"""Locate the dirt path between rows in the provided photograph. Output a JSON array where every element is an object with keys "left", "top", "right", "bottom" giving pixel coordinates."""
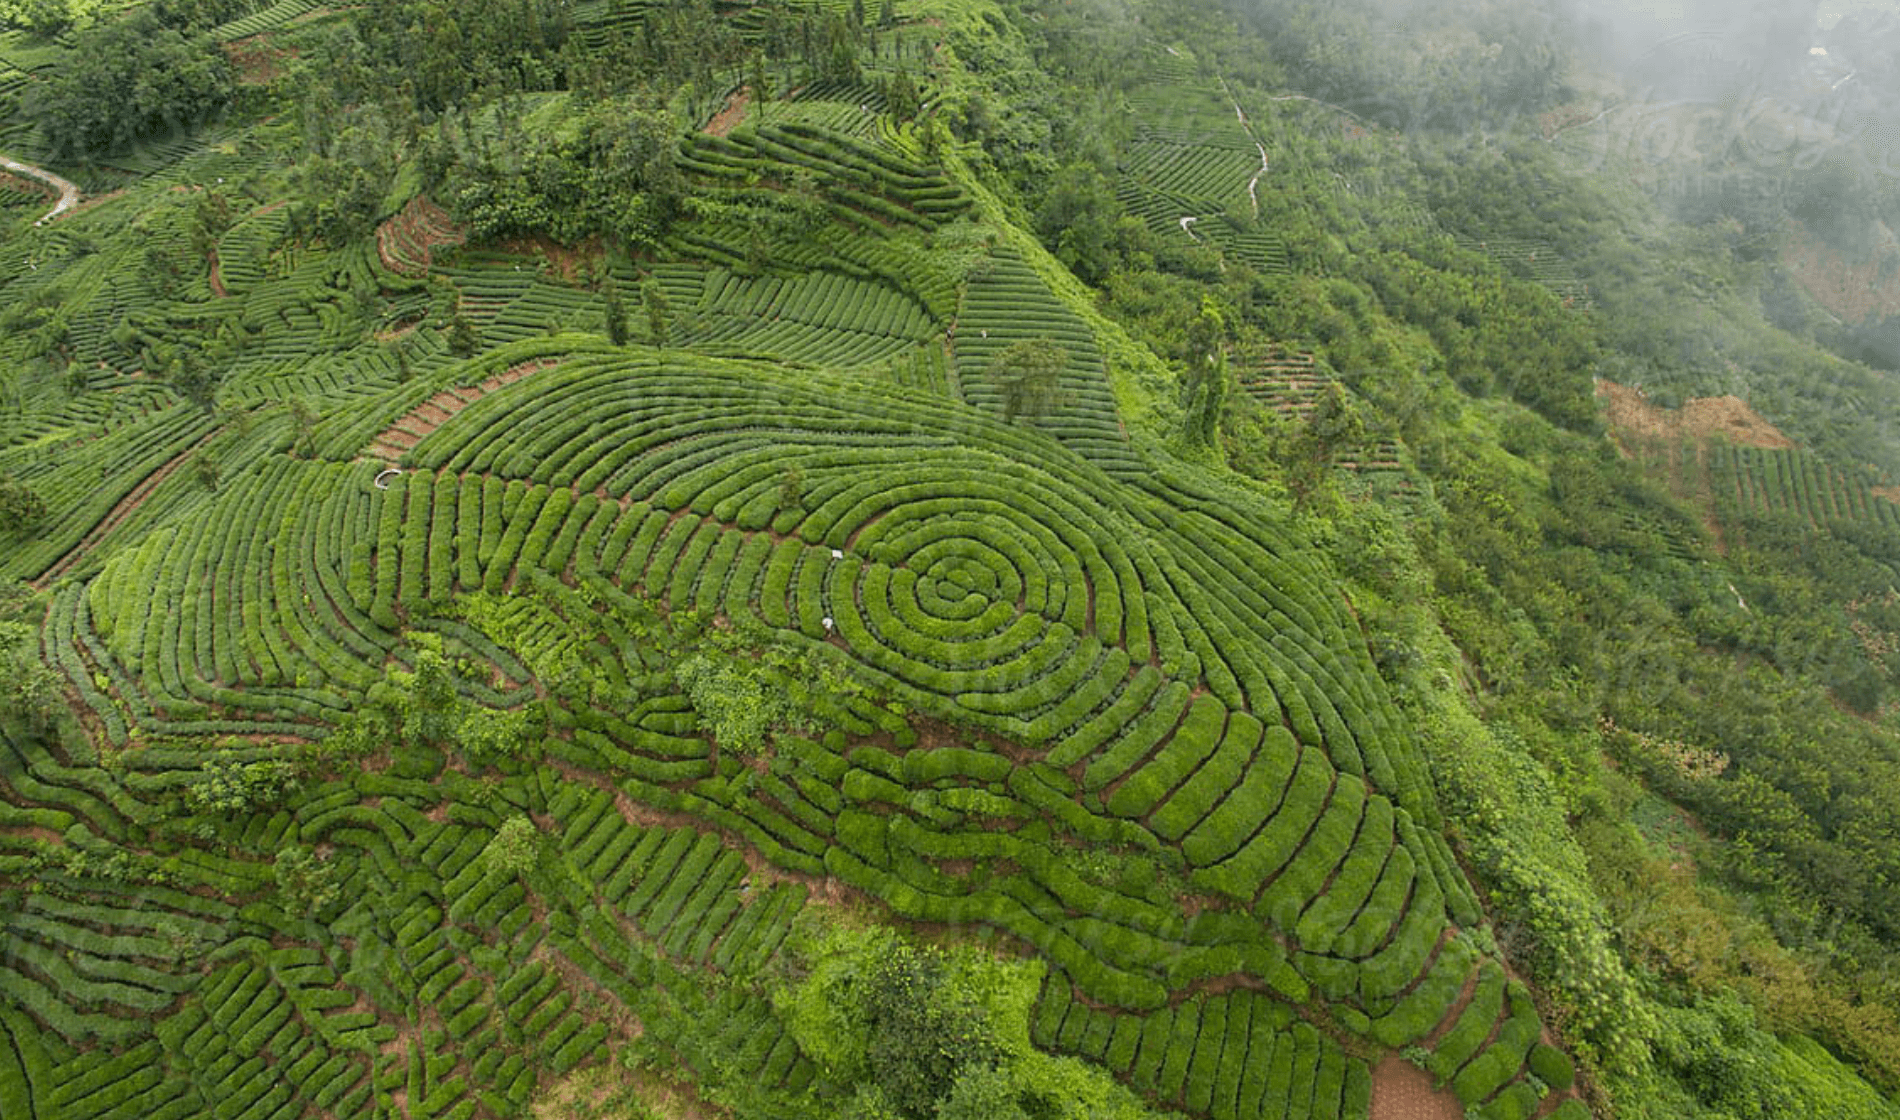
[
  {"left": 33, "top": 429, "right": 219, "bottom": 589},
  {"left": 1, "top": 152, "right": 81, "bottom": 225},
  {"left": 1370, "top": 1055, "right": 1463, "bottom": 1120},
  {"left": 362, "top": 358, "right": 557, "bottom": 463},
  {"left": 1215, "top": 74, "right": 1271, "bottom": 221}
]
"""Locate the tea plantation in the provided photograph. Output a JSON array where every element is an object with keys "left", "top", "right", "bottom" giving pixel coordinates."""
[
  {"left": 7, "top": 0, "right": 1900, "bottom": 1117},
  {"left": 1, "top": 317, "right": 1579, "bottom": 1116}
]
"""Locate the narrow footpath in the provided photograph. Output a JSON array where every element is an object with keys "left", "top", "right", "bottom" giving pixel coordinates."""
[{"left": 1, "top": 152, "right": 81, "bottom": 225}]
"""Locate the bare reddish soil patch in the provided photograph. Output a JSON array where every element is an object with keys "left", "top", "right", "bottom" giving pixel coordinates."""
[
  {"left": 1780, "top": 217, "right": 1900, "bottom": 327},
  {"left": 1873, "top": 485, "right": 1900, "bottom": 505},
  {"left": 495, "top": 234, "right": 603, "bottom": 285},
  {"left": 1677, "top": 395, "right": 1795, "bottom": 448},
  {"left": 0, "top": 824, "right": 64, "bottom": 846},
  {"left": 1597, "top": 379, "right": 1795, "bottom": 452},
  {"left": 1371, "top": 1055, "right": 1463, "bottom": 1120},
  {"left": 224, "top": 34, "right": 298, "bottom": 86},
  {"left": 363, "top": 358, "right": 555, "bottom": 462},
  {"left": 375, "top": 195, "right": 466, "bottom": 276},
  {"left": 705, "top": 88, "right": 752, "bottom": 137}
]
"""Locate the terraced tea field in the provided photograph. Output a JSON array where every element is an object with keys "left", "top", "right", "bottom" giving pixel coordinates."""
[
  {"left": 1114, "top": 46, "right": 1290, "bottom": 275},
  {"left": 0, "top": 6, "right": 1588, "bottom": 1118},
  {"left": 1451, "top": 235, "right": 1594, "bottom": 312},
  {"left": 1, "top": 335, "right": 1578, "bottom": 1118},
  {"left": 1712, "top": 444, "right": 1900, "bottom": 531},
  {"left": 1598, "top": 379, "right": 1900, "bottom": 543}
]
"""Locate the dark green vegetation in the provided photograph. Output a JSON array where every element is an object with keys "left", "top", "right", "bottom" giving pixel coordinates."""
[{"left": 3, "top": 0, "right": 1900, "bottom": 1118}]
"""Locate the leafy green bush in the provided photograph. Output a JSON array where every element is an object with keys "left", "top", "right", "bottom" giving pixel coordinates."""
[
  {"left": 479, "top": 816, "right": 540, "bottom": 877},
  {"left": 186, "top": 758, "right": 301, "bottom": 815},
  {"left": 1529, "top": 1043, "right": 1574, "bottom": 1092},
  {"left": 775, "top": 923, "right": 1024, "bottom": 1116},
  {"left": 0, "top": 477, "right": 47, "bottom": 534}
]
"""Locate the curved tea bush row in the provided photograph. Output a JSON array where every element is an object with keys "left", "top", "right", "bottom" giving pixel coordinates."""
[
  {"left": 0, "top": 742, "right": 819, "bottom": 1119},
  {"left": 685, "top": 263, "right": 941, "bottom": 368},
  {"left": 683, "top": 122, "right": 970, "bottom": 228},
  {"left": 698, "top": 265, "right": 934, "bottom": 339},
  {"left": 33, "top": 346, "right": 1537, "bottom": 1117},
  {"left": 1035, "top": 976, "right": 1371, "bottom": 1120},
  {"left": 209, "top": 0, "right": 322, "bottom": 41},
  {"left": 392, "top": 351, "right": 1466, "bottom": 896},
  {"left": 1451, "top": 234, "right": 1594, "bottom": 311},
  {"left": 0, "top": 403, "right": 217, "bottom": 584}
]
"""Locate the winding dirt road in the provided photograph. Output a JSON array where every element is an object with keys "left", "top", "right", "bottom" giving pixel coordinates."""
[{"left": 1, "top": 152, "right": 81, "bottom": 225}]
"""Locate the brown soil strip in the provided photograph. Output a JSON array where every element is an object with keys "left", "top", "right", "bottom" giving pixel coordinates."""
[
  {"left": 1374, "top": 926, "right": 1458, "bottom": 1008},
  {"left": 208, "top": 248, "right": 228, "bottom": 298},
  {"left": 0, "top": 170, "right": 54, "bottom": 200},
  {"left": 33, "top": 429, "right": 218, "bottom": 589},
  {"left": 1425, "top": 961, "right": 1483, "bottom": 1048},
  {"left": 1370, "top": 1054, "right": 1463, "bottom": 1120},
  {"left": 1873, "top": 485, "right": 1900, "bottom": 505},
  {"left": 363, "top": 359, "right": 555, "bottom": 463},
  {"left": 0, "top": 825, "right": 65, "bottom": 846},
  {"left": 705, "top": 88, "right": 752, "bottom": 137}
]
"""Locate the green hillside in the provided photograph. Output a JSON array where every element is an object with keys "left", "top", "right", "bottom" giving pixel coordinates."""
[{"left": 4, "top": 0, "right": 1900, "bottom": 1119}]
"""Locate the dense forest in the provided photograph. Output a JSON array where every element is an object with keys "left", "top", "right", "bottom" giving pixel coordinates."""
[{"left": 3, "top": 0, "right": 1900, "bottom": 1118}]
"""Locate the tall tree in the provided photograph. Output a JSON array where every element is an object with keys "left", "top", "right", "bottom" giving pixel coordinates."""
[
  {"left": 987, "top": 339, "right": 1068, "bottom": 423},
  {"left": 170, "top": 350, "right": 220, "bottom": 414},
  {"left": 1283, "top": 382, "right": 1364, "bottom": 510},
  {"left": 1178, "top": 299, "right": 1230, "bottom": 453},
  {"left": 601, "top": 278, "right": 629, "bottom": 345}
]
